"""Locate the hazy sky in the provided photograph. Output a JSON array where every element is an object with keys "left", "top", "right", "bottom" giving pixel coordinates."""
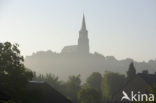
[{"left": 0, "top": 0, "right": 156, "bottom": 61}]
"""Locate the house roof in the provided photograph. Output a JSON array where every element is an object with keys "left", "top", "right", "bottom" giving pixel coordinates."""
[
  {"left": 27, "top": 81, "right": 72, "bottom": 103},
  {"left": 112, "top": 73, "right": 156, "bottom": 102},
  {"left": 137, "top": 73, "right": 156, "bottom": 86}
]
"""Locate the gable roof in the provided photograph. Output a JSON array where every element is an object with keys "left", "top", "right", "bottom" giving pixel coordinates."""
[
  {"left": 137, "top": 73, "right": 156, "bottom": 86},
  {"left": 112, "top": 73, "right": 156, "bottom": 102},
  {"left": 112, "top": 75, "right": 151, "bottom": 102},
  {"left": 27, "top": 81, "right": 72, "bottom": 103}
]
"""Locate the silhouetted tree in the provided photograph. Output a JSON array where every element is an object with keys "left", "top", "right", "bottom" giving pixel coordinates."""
[
  {"left": 66, "top": 75, "right": 81, "bottom": 103},
  {"left": 78, "top": 87, "right": 100, "bottom": 103},
  {"left": 86, "top": 72, "right": 102, "bottom": 94},
  {"left": 101, "top": 71, "right": 126, "bottom": 100},
  {"left": 127, "top": 62, "right": 136, "bottom": 81},
  {"left": 0, "top": 42, "right": 33, "bottom": 103}
]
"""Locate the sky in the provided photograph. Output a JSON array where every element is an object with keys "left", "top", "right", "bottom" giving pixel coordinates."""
[{"left": 0, "top": 0, "right": 156, "bottom": 61}]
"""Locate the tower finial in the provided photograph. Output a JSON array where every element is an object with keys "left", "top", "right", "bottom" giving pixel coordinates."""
[{"left": 81, "top": 14, "right": 86, "bottom": 30}]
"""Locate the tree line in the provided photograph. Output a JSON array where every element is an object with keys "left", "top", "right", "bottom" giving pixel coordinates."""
[
  {"left": 33, "top": 62, "right": 137, "bottom": 103},
  {"left": 0, "top": 42, "right": 155, "bottom": 103}
]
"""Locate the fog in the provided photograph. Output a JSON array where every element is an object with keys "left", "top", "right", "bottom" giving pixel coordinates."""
[{"left": 24, "top": 50, "right": 156, "bottom": 81}]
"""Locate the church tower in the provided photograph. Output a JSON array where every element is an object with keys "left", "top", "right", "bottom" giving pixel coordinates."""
[{"left": 78, "top": 14, "right": 89, "bottom": 54}]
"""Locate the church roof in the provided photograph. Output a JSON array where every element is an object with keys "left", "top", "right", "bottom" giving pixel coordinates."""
[{"left": 61, "top": 45, "right": 78, "bottom": 53}]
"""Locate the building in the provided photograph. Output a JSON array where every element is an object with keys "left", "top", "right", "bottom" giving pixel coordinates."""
[
  {"left": 61, "top": 15, "right": 89, "bottom": 54},
  {"left": 112, "top": 71, "right": 156, "bottom": 102},
  {"left": 26, "top": 81, "right": 72, "bottom": 103}
]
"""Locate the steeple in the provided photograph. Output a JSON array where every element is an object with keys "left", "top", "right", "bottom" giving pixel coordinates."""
[
  {"left": 78, "top": 14, "right": 89, "bottom": 54},
  {"left": 81, "top": 14, "right": 87, "bottom": 30}
]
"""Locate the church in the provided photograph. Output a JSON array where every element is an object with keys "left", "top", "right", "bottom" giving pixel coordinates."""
[{"left": 61, "top": 15, "right": 90, "bottom": 54}]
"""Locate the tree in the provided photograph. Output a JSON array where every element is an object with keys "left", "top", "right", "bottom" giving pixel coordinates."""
[
  {"left": 127, "top": 62, "right": 136, "bottom": 81},
  {"left": 33, "top": 73, "right": 60, "bottom": 88},
  {"left": 86, "top": 72, "right": 102, "bottom": 93},
  {"left": 101, "top": 71, "right": 126, "bottom": 100},
  {"left": 33, "top": 73, "right": 65, "bottom": 94},
  {"left": 66, "top": 75, "right": 81, "bottom": 103},
  {"left": 0, "top": 42, "right": 33, "bottom": 103},
  {"left": 78, "top": 87, "right": 100, "bottom": 103}
]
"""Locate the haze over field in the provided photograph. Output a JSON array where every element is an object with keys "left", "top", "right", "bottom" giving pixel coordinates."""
[{"left": 24, "top": 50, "right": 156, "bottom": 81}]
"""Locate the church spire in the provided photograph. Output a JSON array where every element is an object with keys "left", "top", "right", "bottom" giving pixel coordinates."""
[
  {"left": 78, "top": 14, "right": 89, "bottom": 54},
  {"left": 81, "top": 14, "right": 86, "bottom": 30}
]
